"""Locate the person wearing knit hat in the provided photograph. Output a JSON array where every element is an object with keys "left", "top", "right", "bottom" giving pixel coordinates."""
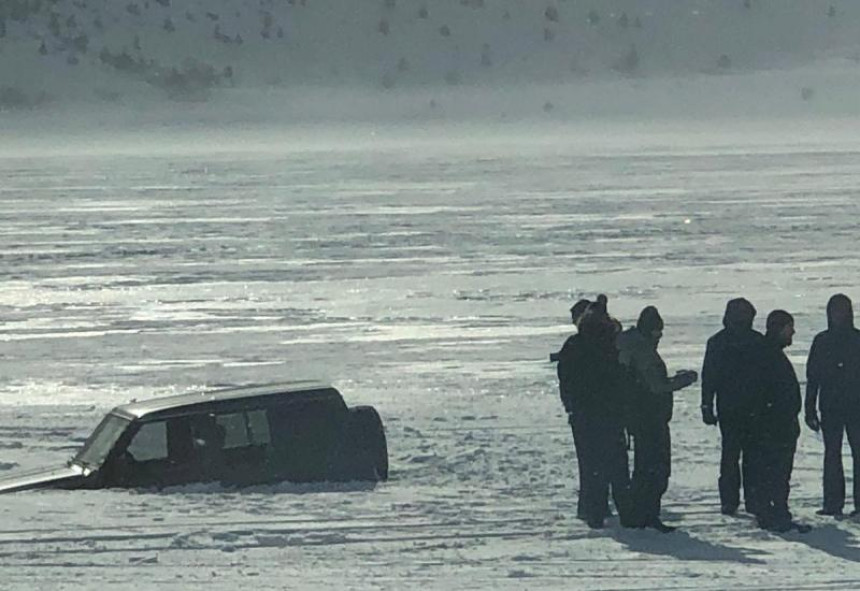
[
  {"left": 617, "top": 306, "right": 698, "bottom": 532},
  {"left": 701, "top": 298, "right": 769, "bottom": 517},
  {"left": 557, "top": 296, "right": 632, "bottom": 529}
]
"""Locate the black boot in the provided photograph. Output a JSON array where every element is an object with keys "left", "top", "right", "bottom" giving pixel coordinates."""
[{"left": 646, "top": 518, "right": 677, "bottom": 533}]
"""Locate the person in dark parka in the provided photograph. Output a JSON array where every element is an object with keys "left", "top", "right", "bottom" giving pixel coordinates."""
[
  {"left": 617, "top": 306, "right": 698, "bottom": 532},
  {"left": 755, "top": 310, "right": 809, "bottom": 533},
  {"left": 805, "top": 294, "right": 860, "bottom": 517},
  {"left": 557, "top": 298, "right": 598, "bottom": 520},
  {"left": 700, "top": 298, "right": 769, "bottom": 516},
  {"left": 557, "top": 300, "right": 631, "bottom": 529}
]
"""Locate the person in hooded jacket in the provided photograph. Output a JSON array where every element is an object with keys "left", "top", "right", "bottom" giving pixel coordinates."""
[
  {"left": 754, "top": 310, "right": 809, "bottom": 533},
  {"left": 805, "top": 294, "right": 860, "bottom": 517},
  {"left": 557, "top": 299, "right": 631, "bottom": 529},
  {"left": 700, "top": 298, "right": 769, "bottom": 516},
  {"left": 617, "top": 306, "right": 698, "bottom": 532}
]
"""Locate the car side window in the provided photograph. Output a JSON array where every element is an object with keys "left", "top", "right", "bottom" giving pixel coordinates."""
[
  {"left": 126, "top": 421, "right": 168, "bottom": 462},
  {"left": 216, "top": 413, "right": 249, "bottom": 449},
  {"left": 247, "top": 409, "right": 271, "bottom": 445},
  {"left": 215, "top": 410, "right": 271, "bottom": 449}
]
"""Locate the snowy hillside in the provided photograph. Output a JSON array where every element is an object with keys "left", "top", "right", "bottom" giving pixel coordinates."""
[{"left": 1, "top": 0, "right": 860, "bottom": 119}]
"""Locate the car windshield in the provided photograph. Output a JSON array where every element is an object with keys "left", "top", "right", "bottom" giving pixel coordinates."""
[{"left": 72, "top": 414, "right": 132, "bottom": 469}]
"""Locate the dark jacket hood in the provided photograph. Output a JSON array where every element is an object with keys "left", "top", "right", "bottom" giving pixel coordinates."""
[
  {"left": 827, "top": 294, "right": 855, "bottom": 331},
  {"left": 723, "top": 298, "right": 756, "bottom": 332}
]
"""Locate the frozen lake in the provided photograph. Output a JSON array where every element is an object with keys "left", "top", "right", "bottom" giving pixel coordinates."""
[{"left": 2, "top": 118, "right": 860, "bottom": 589}]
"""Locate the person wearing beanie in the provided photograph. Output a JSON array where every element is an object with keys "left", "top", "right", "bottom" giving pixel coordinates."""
[
  {"left": 700, "top": 297, "right": 769, "bottom": 516},
  {"left": 616, "top": 306, "right": 698, "bottom": 532},
  {"left": 805, "top": 294, "right": 860, "bottom": 517},
  {"left": 557, "top": 299, "right": 632, "bottom": 529},
  {"left": 753, "top": 310, "right": 809, "bottom": 533},
  {"left": 570, "top": 299, "right": 592, "bottom": 327},
  {"left": 555, "top": 297, "right": 600, "bottom": 520}
]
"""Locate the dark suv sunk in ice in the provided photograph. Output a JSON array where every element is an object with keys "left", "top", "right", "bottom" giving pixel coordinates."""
[{"left": 0, "top": 382, "right": 388, "bottom": 493}]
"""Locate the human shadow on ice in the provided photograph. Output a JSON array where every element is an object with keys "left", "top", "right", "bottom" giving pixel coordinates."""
[
  {"left": 611, "top": 528, "right": 766, "bottom": 564},
  {"left": 153, "top": 480, "right": 378, "bottom": 495},
  {"left": 787, "top": 524, "right": 860, "bottom": 562}
]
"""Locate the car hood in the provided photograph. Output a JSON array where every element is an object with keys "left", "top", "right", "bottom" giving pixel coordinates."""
[{"left": 0, "top": 464, "right": 87, "bottom": 494}]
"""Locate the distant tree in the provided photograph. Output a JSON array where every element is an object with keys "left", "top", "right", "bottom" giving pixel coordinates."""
[
  {"left": 614, "top": 44, "right": 639, "bottom": 74},
  {"left": 163, "top": 17, "right": 174, "bottom": 32},
  {"left": 444, "top": 70, "right": 461, "bottom": 85},
  {"left": 717, "top": 54, "right": 732, "bottom": 70},
  {"left": 545, "top": 6, "right": 559, "bottom": 23},
  {"left": 378, "top": 18, "right": 390, "bottom": 35},
  {"left": 828, "top": 5, "right": 836, "bottom": 18},
  {"left": 439, "top": 24, "right": 451, "bottom": 37},
  {"left": 618, "top": 12, "right": 629, "bottom": 28},
  {"left": 418, "top": 6, "right": 428, "bottom": 19},
  {"left": 480, "top": 43, "right": 492, "bottom": 67},
  {"left": 72, "top": 33, "right": 88, "bottom": 53},
  {"left": 49, "top": 12, "right": 60, "bottom": 37}
]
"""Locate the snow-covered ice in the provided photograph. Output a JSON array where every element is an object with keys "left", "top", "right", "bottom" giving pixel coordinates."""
[{"left": 2, "top": 118, "right": 860, "bottom": 589}]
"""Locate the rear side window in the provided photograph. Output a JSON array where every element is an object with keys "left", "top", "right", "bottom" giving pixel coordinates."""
[
  {"left": 216, "top": 413, "right": 247, "bottom": 449},
  {"left": 214, "top": 409, "right": 271, "bottom": 449},
  {"left": 247, "top": 410, "right": 270, "bottom": 445},
  {"left": 126, "top": 421, "right": 168, "bottom": 462}
]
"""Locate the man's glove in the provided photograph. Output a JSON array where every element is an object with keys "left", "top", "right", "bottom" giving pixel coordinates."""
[
  {"left": 701, "top": 404, "right": 718, "bottom": 426},
  {"left": 673, "top": 370, "right": 698, "bottom": 390},
  {"left": 805, "top": 411, "right": 821, "bottom": 432}
]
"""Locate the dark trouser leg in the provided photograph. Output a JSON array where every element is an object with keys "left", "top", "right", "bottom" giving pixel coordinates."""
[
  {"left": 741, "top": 424, "right": 760, "bottom": 514},
  {"left": 821, "top": 413, "right": 847, "bottom": 512},
  {"left": 845, "top": 415, "right": 860, "bottom": 511},
  {"left": 718, "top": 420, "right": 743, "bottom": 511},
  {"left": 572, "top": 416, "right": 609, "bottom": 519},
  {"left": 569, "top": 416, "right": 587, "bottom": 519},
  {"left": 607, "top": 425, "right": 632, "bottom": 524},
  {"left": 631, "top": 422, "right": 670, "bottom": 525},
  {"left": 770, "top": 438, "right": 797, "bottom": 526},
  {"left": 573, "top": 415, "right": 608, "bottom": 524},
  {"left": 576, "top": 415, "right": 629, "bottom": 526},
  {"left": 742, "top": 423, "right": 766, "bottom": 516}
]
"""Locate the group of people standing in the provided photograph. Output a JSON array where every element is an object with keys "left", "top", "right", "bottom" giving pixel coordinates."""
[{"left": 556, "top": 293, "right": 860, "bottom": 534}]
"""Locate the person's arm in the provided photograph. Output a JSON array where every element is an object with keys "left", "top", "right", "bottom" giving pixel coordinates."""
[
  {"left": 805, "top": 335, "right": 822, "bottom": 431},
  {"left": 700, "top": 337, "right": 719, "bottom": 425},
  {"left": 701, "top": 338, "right": 719, "bottom": 407},
  {"left": 634, "top": 348, "right": 694, "bottom": 394}
]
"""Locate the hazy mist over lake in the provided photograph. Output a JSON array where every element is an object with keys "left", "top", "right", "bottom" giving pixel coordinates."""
[{"left": 1, "top": 0, "right": 859, "bottom": 128}]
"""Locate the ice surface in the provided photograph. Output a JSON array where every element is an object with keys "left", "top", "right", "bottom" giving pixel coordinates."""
[{"left": 1, "top": 118, "right": 860, "bottom": 589}]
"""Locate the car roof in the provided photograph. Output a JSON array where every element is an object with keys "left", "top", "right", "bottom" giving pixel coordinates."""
[{"left": 113, "top": 381, "right": 343, "bottom": 420}]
